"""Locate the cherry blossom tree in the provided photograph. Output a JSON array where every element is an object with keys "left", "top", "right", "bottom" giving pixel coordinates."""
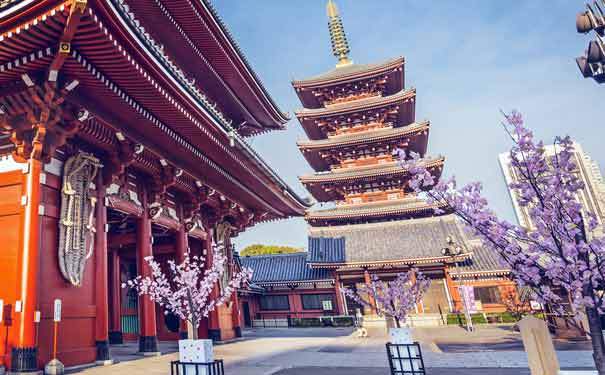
[
  {"left": 399, "top": 111, "right": 605, "bottom": 373},
  {"left": 344, "top": 269, "right": 430, "bottom": 328},
  {"left": 123, "top": 243, "right": 252, "bottom": 340}
]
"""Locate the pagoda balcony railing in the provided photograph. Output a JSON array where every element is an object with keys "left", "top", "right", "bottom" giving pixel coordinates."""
[
  {"left": 310, "top": 154, "right": 444, "bottom": 176},
  {"left": 327, "top": 122, "right": 394, "bottom": 138},
  {"left": 335, "top": 195, "right": 424, "bottom": 207}
]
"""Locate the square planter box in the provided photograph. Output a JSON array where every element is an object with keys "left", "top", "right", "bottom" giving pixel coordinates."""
[
  {"left": 387, "top": 327, "right": 425, "bottom": 375},
  {"left": 178, "top": 339, "right": 214, "bottom": 375}
]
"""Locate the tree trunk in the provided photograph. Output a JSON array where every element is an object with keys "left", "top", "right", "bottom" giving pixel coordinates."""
[
  {"left": 187, "top": 321, "right": 197, "bottom": 340},
  {"left": 586, "top": 307, "right": 605, "bottom": 375},
  {"left": 395, "top": 317, "right": 401, "bottom": 328}
]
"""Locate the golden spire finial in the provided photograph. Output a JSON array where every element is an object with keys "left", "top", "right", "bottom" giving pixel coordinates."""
[{"left": 326, "top": 0, "right": 352, "bottom": 67}]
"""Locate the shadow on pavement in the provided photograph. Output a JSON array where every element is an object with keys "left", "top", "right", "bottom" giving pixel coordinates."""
[{"left": 273, "top": 367, "right": 595, "bottom": 375}]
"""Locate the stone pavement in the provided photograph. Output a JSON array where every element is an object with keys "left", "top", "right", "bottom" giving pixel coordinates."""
[{"left": 71, "top": 326, "right": 597, "bottom": 375}]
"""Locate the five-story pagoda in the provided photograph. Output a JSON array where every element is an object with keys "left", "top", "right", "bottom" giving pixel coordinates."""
[
  {"left": 295, "top": 1, "right": 444, "bottom": 228},
  {"left": 291, "top": 0, "right": 512, "bottom": 319}
]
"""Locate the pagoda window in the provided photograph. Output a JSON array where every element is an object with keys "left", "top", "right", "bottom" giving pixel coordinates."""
[
  {"left": 349, "top": 197, "right": 363, "bottom": 204},
  {"left": 388, "top": 192, "right": 403, "bottom": 200},
  {"left": 474, "top": 286, "right": 502, "bottom": 304}
]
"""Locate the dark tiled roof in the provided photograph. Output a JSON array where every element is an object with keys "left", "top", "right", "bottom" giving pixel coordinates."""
[
  {"left": 292, "top": 56, "right": 404, "bottom": 86},
  {"left": 456, "top": 245, "right": 510, "bottom": 276},
  {"left": 307, "top": 237, "right": 346, "bottom": 263},
  {"left": 308, "top": 215, "right": 472, "bottom": 264},
  {"left": 307, "top": 216, "right": 509, "bottom": 275},
  {"left": 240, "top": 253, "right": 333, "bottom": 284},
  {"left": 306, "top": 198, "right": 443, "bottom": 220}
]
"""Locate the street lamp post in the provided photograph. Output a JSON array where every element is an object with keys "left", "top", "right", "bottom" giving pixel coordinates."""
[{"left": 442, "top": 236, "right": 474, "bottom": 332}]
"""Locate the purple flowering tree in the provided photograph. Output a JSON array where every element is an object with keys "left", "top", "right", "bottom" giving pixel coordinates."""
[
  {"left": 123, "top": 243, "right": 252, "bottom": 340},
  {"left": 399, "top": 111, "right": 605, "bottom": 373},
  {"left": 344, "top": 269, "right": 431, "bottom": 328}
]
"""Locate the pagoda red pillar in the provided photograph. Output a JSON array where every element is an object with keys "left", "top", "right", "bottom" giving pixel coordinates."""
[
  {"left": 410, "top": 269, "right": 424, "bottom": 314},
  {"left": 137, "top": 190, "right": 159, "bottom": 354},
  {"left": 94, "top": 173, "right": 112, "bottom": 364},
  {"left": 175, "top": 221, "right": 188, "bottom": 339},
  {"left": 444, "top": 267, "right": 461, "bottom": 312},
  {"left": 11, "top": 158, "right": 42, "bottom": 372},
  {"left": 363, "top": 269, "right": 377, "bottom": 315},
  {"left": 334, "top": 273, "right": 345, "bottom": 315},
  {"left": 108, "top": 250, "right": 123, "bottom": 344}
]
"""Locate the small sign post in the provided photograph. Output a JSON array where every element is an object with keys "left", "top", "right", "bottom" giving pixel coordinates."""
[
  {"left": 2, "top": 304, "right": 11, "bottom": 360},
  {"left": 34, "top": 310, "right": 40, "bottom": 347},
  {"left": 53, "top": 299, "right": 61, "bottom": 358},
  {"left": 45, "top": 299, "right": 64, "bottom": 375}
]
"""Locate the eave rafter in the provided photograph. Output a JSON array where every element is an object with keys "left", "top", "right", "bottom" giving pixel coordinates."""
[{"left": 0, "top": 0, "right": 308, "bottom": 228}]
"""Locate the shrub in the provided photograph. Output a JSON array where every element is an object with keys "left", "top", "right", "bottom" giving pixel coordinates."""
[{"left": 291, "top": 318, "right": 321, "bottom": 327}]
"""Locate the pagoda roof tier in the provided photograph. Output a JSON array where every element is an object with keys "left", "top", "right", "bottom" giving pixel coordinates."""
[
  {"left": 306, "top": 197, "right": 448, "bottom": 227},
  {"left": 119, "top": 0, "right": 289, "bottom": 136},
  {"left": 298, "top": 121, "right": 429, "bottom": 172},
  {"left": 0, "top": 0, "right": 310, "bottom": 219},
  {"left": 296, "top": 89, "right": 416, "bottom": 140},
  {"left": 292, "top": 57, "right": 405, "bottom": 109},
  {"left": 306, "top": 215, "right": 472, "bottom": 268},
  {"left": 299, "top": 157, "right": 444, "bottom": 202}
]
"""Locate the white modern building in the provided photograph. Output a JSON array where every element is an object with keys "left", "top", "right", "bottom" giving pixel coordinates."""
[{"left": 499, "top": 141, "right": 605, "bottom": 229}]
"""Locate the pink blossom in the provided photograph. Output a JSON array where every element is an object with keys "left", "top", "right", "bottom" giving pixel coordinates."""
[
  {"left": 123, "top": 242, "right": 252, "bottom": 334},
  {"left": 344, "top": 269, "right": 430, "bottom": 327},
  {"left": 397, "top": 111, "right": 605, "bottom": 315}
]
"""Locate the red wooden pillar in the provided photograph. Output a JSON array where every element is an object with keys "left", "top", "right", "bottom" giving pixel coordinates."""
[
  {"left": 206, "top": 230, "right": 221, "bottom": 342},
  {"left": 94, "top": 174, "right": 112, "bottom": 364},
  {"left": 11, "top": 158, "right": 42, "bottom": 372},
  {"left": 175, "top": 222, "right": 188, "bottom": 339},
  {"left": 108, "top": 250, "right": 123, "bottom": 344},
  {"left": 334, "top": 273, "right": 345, "bottom": 315},
  {"left": 231, "top": 289, "right": 242, "bottom": 338},
  {"left": 444, "top": 267, "right": 461, "bottom": 312},
  {"left": 363, "top": 269, "right": 377, "bottom": 315},
  {"left": 410, "top": 269, "right": 424, "bottom": 314},
  {"left": 136, "top": 190, "right": 159, "bottom": 354}
]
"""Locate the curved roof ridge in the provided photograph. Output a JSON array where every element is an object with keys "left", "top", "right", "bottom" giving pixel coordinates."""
[
  {"left": 240, "top": 252, "right": 307, "bottom": 259},
  {"left": 297, "top": 121, "right": 429, "bottom": 148},
  {"left": 200, "top": 0, "right": 289, "bottom": 124},
  {"left": 292, "top": 56, "right": 405, "bottom": 86},
  {"left": 295, "top": 88, "right": 415, "bottom": 118}
]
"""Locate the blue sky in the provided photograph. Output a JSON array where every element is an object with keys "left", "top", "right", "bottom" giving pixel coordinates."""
[{"left": 213, "top": 0, "right": 605, "bottom": 251}]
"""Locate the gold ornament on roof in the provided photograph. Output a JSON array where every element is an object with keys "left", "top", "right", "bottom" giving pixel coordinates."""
[{"left": 327, "top": 0, "right": 352, "bottom": 67}]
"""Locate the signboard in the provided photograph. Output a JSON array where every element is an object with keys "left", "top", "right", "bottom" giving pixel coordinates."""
[
  {"left": 3, "top": 304, "right": 12, "bottom": 327},
  {"left": 530, "top": 301, "right": 543, "bottom": 311},
  {"left": 15, "top": 300, "right": 22, "bottom": 312},
  {"left": 459, "top": 286, "right": 477, "bottom": 314},
  {"left": 0, "top": 299, "right": 3, "bottom": 323},
  {"left": 53, "top": 299, "right": 62, "bottom": 322},
  {"left": 322, "top": 300, "right": 333, "bottom": 311},
  {"left": 34, "top": 311, "right": 41, "bottom": 323}
]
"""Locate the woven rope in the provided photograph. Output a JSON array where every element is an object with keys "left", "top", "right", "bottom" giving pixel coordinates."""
[{"left": 58, "top": 152, "right": 101, "bottom": 286}]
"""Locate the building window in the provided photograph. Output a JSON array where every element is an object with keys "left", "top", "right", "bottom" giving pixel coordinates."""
[
  {"left": 259, "top": 295, "right": 290, "bottom": 311},
  {"left": 474, "top": 286, "right": 502, "bottom": 304},
  {"left": 301, "top": 294, "right": 335, "bottom": 311}
]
